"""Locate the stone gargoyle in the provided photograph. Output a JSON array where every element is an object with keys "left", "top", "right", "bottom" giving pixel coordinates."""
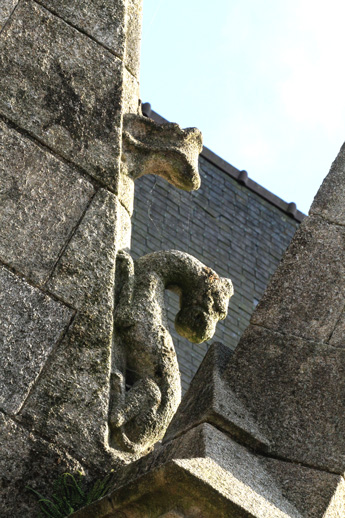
[
  {"left": 122, "top": 113, "right": 203, "bottom": 191},
  {"left": 109, "top": 250, "right": 233, "bottom": 454}
]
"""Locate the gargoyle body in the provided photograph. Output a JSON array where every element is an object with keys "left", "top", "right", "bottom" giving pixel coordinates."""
[{"left": 109, "top": 250, "right": 233, "bottom": 454}]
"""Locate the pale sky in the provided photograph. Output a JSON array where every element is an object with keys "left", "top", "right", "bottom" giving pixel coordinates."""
[{"left": 140, "top": 0, "right": 345, "bottom": 215}]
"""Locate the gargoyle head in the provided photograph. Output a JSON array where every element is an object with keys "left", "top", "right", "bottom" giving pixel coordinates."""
[
  {"left": 175, "top": 269, "right": 233, "bottom": 343},
  {"left": 122, "top": 114, "right": 203, "bottom": 191}
]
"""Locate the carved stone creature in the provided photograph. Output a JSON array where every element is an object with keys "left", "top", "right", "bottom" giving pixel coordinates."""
[
  {"left": 109, "top": 250, "right": 233, "bottom": 454},
  {"left": 122, "top": 113, "right": 203, "bottom": 191}
]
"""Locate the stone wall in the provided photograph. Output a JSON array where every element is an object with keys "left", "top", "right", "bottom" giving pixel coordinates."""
[
  {"left": 132, "top": 152, "right": 300, "bottom": 391},
  {"left": 0, "top": 1, "right": 142, "bottom": 515}
]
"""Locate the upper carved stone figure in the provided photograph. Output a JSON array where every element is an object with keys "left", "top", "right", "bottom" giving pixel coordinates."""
[
  {"left": 109, "top": 250, "right": 233, "bottom": 454},
  {"left": 122, "top": 113, "right": 203, "bottom": 191}
]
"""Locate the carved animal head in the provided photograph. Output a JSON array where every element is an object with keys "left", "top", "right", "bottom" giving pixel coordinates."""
[
  {"left": 175, "top": 269, "right": 233, "bottom": 343},
  {"left": 122, "top": 114, "right": 203, "bottom": 191}
]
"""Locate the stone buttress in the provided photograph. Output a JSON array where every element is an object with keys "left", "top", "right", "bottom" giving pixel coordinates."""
[{"left": 0, "top": 0, "right": 141, "bottom": 515}]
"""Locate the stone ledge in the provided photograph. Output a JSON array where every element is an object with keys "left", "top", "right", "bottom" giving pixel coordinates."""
[{"left": 70, "top": 423, "right": 344, "bottom": 518}]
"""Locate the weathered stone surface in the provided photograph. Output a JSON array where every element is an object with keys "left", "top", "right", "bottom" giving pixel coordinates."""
[
  {"left": 0, "top": 120, "right": 94, "bottom": 284},
  {"left": 37, "top": 0, "right": 127, "bottom": 58},
  {"left": 117, "top": 200, "right": 132, "bottom": 251},
  {"left": 110, "top": 251, "right": 233, "bottom": 455},
  {"left": 0, "top": 0, "right": 18, "bottom": 31},
  {"left": 36, "top": 0, "right": 143, "bottom": 78},
  {"left": 18, "top": 312, "right": 114, "bottom": 468},
  {"left": 225, "top": 324, "right": 345, "bottom": 474},
  {"left": 118, "top": 173, "right": 135, "bottom": 216},
  {"left": 47, "top": 188, "right": 117, "bottom": 310},
  {"left": 252, "top": 215, "right": 345, "bottom": 342},
  {"left": 165, "top": 342, "right": 269, "bottom": 450},
  {"left": 120, "top": 110, "right": 202, "bottom": 215},
  {"left": 262, "top": 457, "right": 345, "bottom": 518},
  {"left": 72, "top": 424, "right": 300, "bottom": 518},
  {"left": 123, "top": 69, "right": 140, "bottom": 115},
  {"left": 117, "top": 424, "right": 345, "bottom": 518},
  {"left": 0, "top": 1, "right": 123, "bottom": 190},
  {"left": 123, "top": 114, "right": 203, "bottom": 192},
  {"left": 20, "top": 189, "right": 120, "bottom": 466},
  {"left": 310, "top": 141, "right": 345, "bottom": 225},
  {"left": 0, "top": 265, "right": 73, "bottom": 414},
  {"left": 158, "top": 512, "right": 185, "bottom": 518},
  {"left": 125, "top": 0, "right": 143, "bottom": 78},
  {"left": 328, "top": 310, "right": 345, "bottom": 347},
  {"left": 0, "top": 413, "right": 84, "bottom": 518}
]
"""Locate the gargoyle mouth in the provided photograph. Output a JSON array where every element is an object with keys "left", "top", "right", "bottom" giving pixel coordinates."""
[{"left": 175, "top": 305, "right": 216, "bottom": 344}]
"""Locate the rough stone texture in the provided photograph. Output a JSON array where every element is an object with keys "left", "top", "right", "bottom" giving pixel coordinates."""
[
  {"left": 0, "top": 0, "right": 18, "bottom": 31},
  {"left": 117, "top": 201, "right": 132, "bottom": 251},
  {"left": 46, "top": 188, "right": 118, "bottom": 310},
  {"left": 328, "top": 311, "right": 345, "bottom": 347},
  {"left": 118, "top": 172, "right": 135, "bottom": 216},
  {"left": 37, "top": 0, "right": 143, "bottom": 78},
  {"left": 0, "top": 413, "right": 84, "bottom": 518},
  {"left": 19, "top": 189, "right": 120, "bottom": 467},
  {"left": 72, "top": 424, "right": 302, "bottom": 518},
  {"left": 123, "top": 114, "right": 203, "bottom": 192},
  {"left": 158, "top": 512, "right": 185, "bottom": 518},
  {"left": 310, "top": 141, "right": 345, "bottom": 225},
  {"left": 262, "top": 457, "right": 345, "bottom": 518},
  {"left": 0, "top": 1, "right": 123, "bottom": 190},
  {"left": 37, "top": 0, "right": 127, "bottom": 58},
  {"left": 0, "top": 265, "right": 73, "bottom": 415},
  {"left": 125, "top": 0, "right": 143, "bottom": 78},
  {"left": 225, "top": 324, "right": 345, "bottom": 474},
  {"left": 131, "top": 157, "right": 299, "bottom": 392},
  {"left": 252, "top": 215, "right": 345, "bottom": 342},
  {"left": 165, "top": 342, "right": 269, "bottom": 450},
  {"left": 110, "top": 251, "right": 232, "bottom": 455},
  {"left": 0, "top": 119, "right": 94, "bottom": 284},
  {"left": 123, "top": 70, "right": 140, "bottom": 115}
]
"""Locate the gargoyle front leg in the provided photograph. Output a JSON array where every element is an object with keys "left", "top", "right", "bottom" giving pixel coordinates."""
[{"left": 110, "top": 376, "right": 161, "bottom": 429}]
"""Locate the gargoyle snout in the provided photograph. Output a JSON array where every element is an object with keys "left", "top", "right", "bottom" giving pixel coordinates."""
[
  {"left": 122, "top": 114, "right": 203, "bottom": 191},
  {"left": 175, "top": 306, "right": 217, "bottom": 344}
]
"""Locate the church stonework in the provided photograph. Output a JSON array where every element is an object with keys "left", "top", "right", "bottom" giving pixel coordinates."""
[{"left": 1, "top": 1, "right": 345, "bottom": 517}]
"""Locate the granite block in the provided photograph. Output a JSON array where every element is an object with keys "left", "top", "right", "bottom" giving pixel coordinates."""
[
  {"left": 263, "top": 457, "right": 345, "bottom": 518},
  {"left": 0, "top": 0, "right": 18, "bottom": 31},
  {"left": 0, "top": 1, "right": 123, "bottom": 189},
  {"left": 226, "top": 325, "right": 345, "bottom": 474},
  {"left": 72, "top": 424, "right": 300, "bottom": 518},
  {"left": 21, "top": 189, "right": 121, "bottom": 466},
  {"left": 37, "top": 0, "right": 127, "bottom": 58},
  {"left": 0, "top": 413, "right": 84, "bottom": 518},
  {"left": 0, "top": 265, "right": 73, "bottom": 414},
  {"left": 0, "top": 120, "right": 94, "bottom": 284},
  {"left": 47, "top": 189, "right": 118, "bottom": 311},
  {"left": 165, "top": 343, "right": 269, "bottom": 450},
  {"left": 125, "top": 0, "right": 143, "bottom": 78},
  {"left": 252, "top": 216, "right": 345, "bottom": 342}
]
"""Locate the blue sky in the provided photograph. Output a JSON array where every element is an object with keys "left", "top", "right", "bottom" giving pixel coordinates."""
[{"left": 140, "top": 0, "right": 345, "bottom": 215}]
